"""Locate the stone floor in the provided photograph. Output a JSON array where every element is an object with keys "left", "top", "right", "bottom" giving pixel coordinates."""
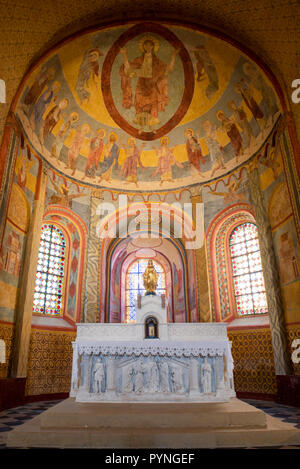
[{"left": 0, "top": 398, "right": 300, "bottom": 449}]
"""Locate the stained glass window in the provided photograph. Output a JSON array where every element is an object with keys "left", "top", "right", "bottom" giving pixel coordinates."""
[
  {"left": 229, "top": 223, "right": 268, "bottom": 316},
  {"left": 125, "top": 259, "right": 166, "bottom": 323},
  {"left": 32, "top": 224, "right": 65, "bottom": 316}
]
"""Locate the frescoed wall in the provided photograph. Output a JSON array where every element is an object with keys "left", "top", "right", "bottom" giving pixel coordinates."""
[
  {"left": 0, "top": 20, "right": 299, "bottom": 401},
  {"left": 15, "top": 22, "right": 281, "bottom": 193},
  {"left": 204, "top": 121, "right": 300, "bottom": 392},
  {"left": 261, "top": 146, "right": 300, "bottom": 326},
  {"left": 0, "top": 139, "right": 39, "bottom": 325}
]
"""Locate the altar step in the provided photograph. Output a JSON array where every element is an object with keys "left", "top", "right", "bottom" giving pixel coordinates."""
[{"left": 6, "top": 397, "right": 300, "bottom": 448}]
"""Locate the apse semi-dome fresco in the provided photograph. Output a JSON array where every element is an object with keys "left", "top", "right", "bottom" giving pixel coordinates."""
[{"left": 16, "top": 22, "right": 281, "bottom": 191}]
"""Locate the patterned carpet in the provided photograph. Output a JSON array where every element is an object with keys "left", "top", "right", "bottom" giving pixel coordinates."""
[{"left": 0, "top": 398, "right": 300, "bottom": 449}]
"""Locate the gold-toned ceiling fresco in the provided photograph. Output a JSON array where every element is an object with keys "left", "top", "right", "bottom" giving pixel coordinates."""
[{"left": 15, "top": 21, "right": 281, "bottom": 191}]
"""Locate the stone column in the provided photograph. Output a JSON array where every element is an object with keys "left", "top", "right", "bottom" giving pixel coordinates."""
[
  {"left": 247, "top": 161, "right": 293, "bottom": 376},
  {"left": 10, "top": 161, "right": 48, "bottom": 378},
  {"left": 190, "top": 186, "right": 211, "bottom": 322},
  {"left": 83, "top": 189, "right": 103, "bottom": 323}
]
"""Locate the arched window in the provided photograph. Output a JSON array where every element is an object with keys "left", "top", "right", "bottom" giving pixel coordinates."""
[
  {"left": 33, "top": 223, "right": 65, "bottom": 316},
  {"left": 125, "top": 259, "right": 166, "bottom": 323},
  {"left": 229, "top": 222, "right": 268, "bottom": 316}
]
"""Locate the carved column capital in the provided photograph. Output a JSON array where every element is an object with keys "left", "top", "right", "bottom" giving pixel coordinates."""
[
  {"left": 91, "top": 188, "right": 104, "bottom": 200},
  {"left": 189, "top": 184, "right": 202, "bottom": 198}
]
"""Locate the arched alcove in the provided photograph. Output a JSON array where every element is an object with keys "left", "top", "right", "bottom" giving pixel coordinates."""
[{"left": 104, "top": 234, "right": 191, "bottom": 323}]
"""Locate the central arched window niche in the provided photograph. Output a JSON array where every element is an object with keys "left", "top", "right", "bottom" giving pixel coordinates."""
[
  {"left": 106, "top": 235, "right": 190, "bottom": 324},
  {"left": 125, "top": 258, "right": 166, "bottom": 323}
]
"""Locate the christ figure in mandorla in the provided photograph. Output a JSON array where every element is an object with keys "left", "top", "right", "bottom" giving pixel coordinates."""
[{"left": 119, "top": 35, "right": 179, "bottom": 134}]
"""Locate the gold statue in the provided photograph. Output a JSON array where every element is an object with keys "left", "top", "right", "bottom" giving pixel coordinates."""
[{"left": 143, "top": 260, "right": 159, "bottom": 295}]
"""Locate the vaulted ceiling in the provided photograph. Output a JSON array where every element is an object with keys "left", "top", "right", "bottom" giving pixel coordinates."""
[{"left": 0, "top": 0, "right": 299, "bottom": 148}]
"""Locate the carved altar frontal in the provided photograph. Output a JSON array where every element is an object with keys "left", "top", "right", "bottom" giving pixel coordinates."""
[{"left": 70, "top": 297, "right": 235, "bottom": 403}]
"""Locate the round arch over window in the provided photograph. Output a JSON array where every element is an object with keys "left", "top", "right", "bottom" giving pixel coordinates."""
[
  {"left": 125, "top": 259, "right": 166, "bottom": 323},
  {"left": 229, "top": 222, "right": 268, "bottom": 316},
  {"left": 33, "top": 223, "right": 66, "bottom": 316}
]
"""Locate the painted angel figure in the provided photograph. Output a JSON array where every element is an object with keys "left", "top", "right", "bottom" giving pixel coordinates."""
[
  {"left": 190, "top": 44, "right": 219, "bottom": 99},
  {"left": 32, "top": 80, "right": 61, "bottom": 132},
  {"left": 119, "top": 35, "right": 179, "bottom": 133},
  {"left": 243, "top": 62, "right": 278, "bottom": 123},
  {"left": 75, "top": 48, "right": 103, "bottom": 103},
  {"left": 22, "top": 66, "right": 56, "bottom": 116},
  {"left": 235, "top": 80, "right": 266, "bottom": 134}
]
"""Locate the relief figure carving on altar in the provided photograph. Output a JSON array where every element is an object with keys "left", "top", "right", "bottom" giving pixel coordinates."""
[
  {"left": 122, "top": 364, "right": 134, "bottom": 393},
  {"left": 119, "top": 357, "right": 187, "bottom": 395},
  {"left": 121, "top": 358, "right": 147, "bottom": 394},
  {"left": 134, "top": 359, "right": 147, "bottom": 394},
  {"left": 145, "top": 359, "right": 160, "bottom": 393},
  {"left": 200, "top": 357, "right": 212, "bottom": 393},
  {"left": 76, "top": 349, "right": 230, "bottom": 401},
  {"left": 92, "top": 357, "right": 106, "bottom": 393},
  {"left": 169, "top": 364, "right": 184, "bottom": 393}
]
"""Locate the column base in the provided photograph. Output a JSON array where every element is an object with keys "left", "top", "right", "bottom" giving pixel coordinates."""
[{"left": 276, "top": 375, "right": 300, "bottom": 407}]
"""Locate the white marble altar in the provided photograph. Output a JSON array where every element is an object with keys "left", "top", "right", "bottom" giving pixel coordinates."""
[{"left": 70, "top": 295, "right": 235, "bottom": 403}]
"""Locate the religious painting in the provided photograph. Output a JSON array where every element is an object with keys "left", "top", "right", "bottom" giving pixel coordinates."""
[
  {"left": 277, "top": 231, "right": 300, "bottom": 284},
  {"left": 268, "top": 182, "right": 293, "bottom": 229},
  {"left": 272, "top": 219, "right": 300, "bottom": 286},
  {"left": 101, "top": 23, "right": 194, "bottom": 140},
  {"left": 15, "top": 21, "right": 282, "bottom": 192},
  {"left": 0, "top": 224, "right": 23, "bottom": 278},
  {"left": 7, "top": 183, "right": 30, "bottom": 233}
]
